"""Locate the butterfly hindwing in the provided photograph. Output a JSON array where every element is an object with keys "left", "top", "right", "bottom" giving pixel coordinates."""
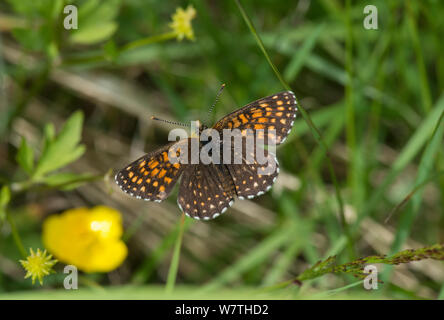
[
  {"left": 213, "top": 91, "right": 297, "bottom": 145},
  {"left": 224, "top": 135, "right": 279, "bottom": 199},
  {"left": 177, "top": 164, "right": 235, "bottom": 220}
]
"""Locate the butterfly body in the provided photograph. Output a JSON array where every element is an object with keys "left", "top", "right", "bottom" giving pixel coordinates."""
[{"left": 115, "top": 91, "right": 297, "bottom": 220}]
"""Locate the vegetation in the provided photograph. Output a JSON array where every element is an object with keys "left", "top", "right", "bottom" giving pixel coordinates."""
[{"left": 0, "top": 0, "right": 443, "bottom": 299}]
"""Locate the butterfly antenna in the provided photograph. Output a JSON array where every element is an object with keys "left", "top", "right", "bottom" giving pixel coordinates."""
[
  {"left": 150, "top": 116, "right": 190, "bottom": 127},
  {"left": 205, "top": 83, "right": 226, "bottom": 125}
]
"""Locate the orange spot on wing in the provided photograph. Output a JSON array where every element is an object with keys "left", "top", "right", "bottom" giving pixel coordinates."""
[
  {"left": 232, "top": 119, "right": 241, "bottom": 127},
  {"left": 252, "top": 112, "right": 262, "bottom": 118},
  {"left": 239, "top": 114, "right": 248, "bottom": 124},
  {"left": 158, "top": 169, "right": 167, "bottom": 178},
  {"left": 149, "top": 161, "right": 159, "bottom": 169}
]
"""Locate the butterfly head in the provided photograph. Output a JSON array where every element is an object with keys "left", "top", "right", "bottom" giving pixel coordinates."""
[{"left": 191, "top": 120, "right": 208, "bottom": 138}]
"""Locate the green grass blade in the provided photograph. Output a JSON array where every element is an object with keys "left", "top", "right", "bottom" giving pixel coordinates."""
[
  {"left": 165, "top": 214, "right": 186, "bottom": 293},
  {"left": 234, "top": 0, "right": 352, "bottom": 256},
  {"left": 284, "top": 24, "right": 325, "bottom": 82},
  {"left": 357, "top": 95, "right": 444, "bottom": 224},
  {"left": 198, "top": 223, "right": 296, "bottom": 293}
]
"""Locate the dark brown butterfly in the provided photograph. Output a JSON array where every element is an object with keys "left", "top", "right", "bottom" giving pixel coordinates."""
[{"left": 115, "top": 90, "right": 297, "bottom": 220}]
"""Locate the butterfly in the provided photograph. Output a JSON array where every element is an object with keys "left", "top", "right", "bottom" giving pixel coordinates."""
[{"left": 115, "top": 90, "right": 297, "bottom": 220}]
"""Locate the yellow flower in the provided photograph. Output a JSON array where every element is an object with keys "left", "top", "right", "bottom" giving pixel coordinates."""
[
  {"left": 20, "top": 248, "right": 57, "bottom": 285},
  {"left": 42, "top": 206, "right": 127, "bottom": 273},
  {"left": 169, "top": 5, "right": 197, "bottom": 41}
]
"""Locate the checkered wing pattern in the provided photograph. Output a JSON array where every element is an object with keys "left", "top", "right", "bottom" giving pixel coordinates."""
[
  {"left": 227, "top": 137, "right": 279, "bottom": 199},
  {"left": 213, "top": 91, "right": 297, "bottom": 145},
  {"left": 177, "top": 164, "right": 235, "bottom": 220},
  {"left": 115, "top": 142, "right": 186, "bottom": 202}
]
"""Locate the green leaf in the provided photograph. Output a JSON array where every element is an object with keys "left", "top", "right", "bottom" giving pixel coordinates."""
[
  {"left": 41, "top": 122, "right": 55, "bottom": 155},
  {"left": 70, "top": 0, "right": 121, "bottom": 45},
  {"left": 103, "top": 40, "right": 118, "bottom": 62},
  {"left": 0, "top": 186, "right": 10, "bottom": 207},
  {"left": 33, "top": 111, "right": 85, "bottom": 179},
  {"left": 43, "top": 172, "right": 96, "bottom": 190},
  {"left": 16, "top": 137, "right": 34, "bottom": 175},
  {"left": 0, "top": 186, "right": 11, "bottom": 221},
  {"left": 71, "top": 22, "right": 118, "bottom": 45}
]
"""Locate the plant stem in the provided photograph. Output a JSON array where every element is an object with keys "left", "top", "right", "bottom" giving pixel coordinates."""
[
  {"left": 120, "top": 32, "right": 177, "bottom": 53},
  {"left": 6, "top": 211, "right": 27, "bottom": 258},
  {"left": 165, "top": 213, "right": 186, "bottom": 294},
  {"left": 62, "top": 32, "right": 178, "bottom": 66}
]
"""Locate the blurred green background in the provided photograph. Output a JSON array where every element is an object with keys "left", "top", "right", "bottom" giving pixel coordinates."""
[{"left": 0, "top": 0, "right": 443, "bottom": 299}]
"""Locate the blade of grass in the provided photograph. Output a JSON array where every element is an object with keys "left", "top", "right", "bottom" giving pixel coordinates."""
[
  {"left": 132, "top": 218, "right": 192, "bottom": 284},
  {"left": 234, "top": 0, "right": 353, "bottom": 257},
  {"left": 288, "top": 102, "right": 343, "bottom": 139},
  {"left": 406, "top": 1, "right": 432, "bottom": 113},
  {"left": 381, "top": 108, "right": 444, "bottom": 283},
  {"left": 390, "top": 110, "right": 444, "bottom": 251},
  {"left": 357, "top": 95, "right": 444, "bottom": 224},
  {"left": 345, "top": 0, "right": 355, "bottom": 166},
  {"left": 198, "top": 222, "right": 296, "bottom": 293},
  {"left": 165, "top": 213, "right": 186, "bottom": 293},
  {"left": 329, "top": 95, "right": 444, "bottom": 256},
  {"left": 439, "top": 284, "right": 444, "bottom": 300},
  {"left": 283, "top": 23, "right": 325, "bottom": 82},
  {"left": 384, "top": 171, "right": 444, "bottom": 226},
  {"left": 261, "top": 240, "right": 302, "bottom": 286}
]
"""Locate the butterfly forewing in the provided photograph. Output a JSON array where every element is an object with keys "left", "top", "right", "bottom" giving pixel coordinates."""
[
  {"left": 177, "top": 164, "right": 235, "bottom": 220},
  {"left": 213, "top": 91, "right": 297, "bottom": 145},
  {"left": 115, "top": 142, "right": 186, "bottom": 202}
]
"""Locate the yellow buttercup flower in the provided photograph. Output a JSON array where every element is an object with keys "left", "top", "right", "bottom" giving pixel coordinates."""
[
  {"left": 169, "top": 5, "right": 197, "bottom": 41},
  {"left": 20, "top": 248, "right": 57, "bottom": 285},
  {"left": 42, "top": 206, "right": 127, "bottom": 273}
]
